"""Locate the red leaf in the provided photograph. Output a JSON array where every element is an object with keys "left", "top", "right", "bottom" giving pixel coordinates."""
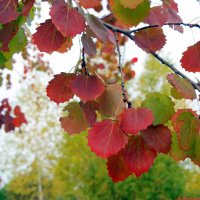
[
  {"left": 163, "top": 0, "right": 183, "bottom": 32},
  {"left": 56, "top": 37, "right": 73, "bottom": 53},
  {"left": 22, "top": 0, "right": 35, "bottom": 16},
  {"left": 0, "top": 0, "right": 18, "bottom": 24},
  {"left": 13, "top": 106, "right": 27, "bottom": 127},
  {"left": 32, "top": 19, "right": 67, "bottom": 54},
  {"left": 88, "top": 119, "right": 128, "bottom": 158},
  {"left": 79, "top": 0, "right": 101, "bottom": 8},
  {"left": 134, "top": 27, "right": 166, "bottom": 53},
  {"left": 120, "top": 108, "right": 154, "bottom": 135},
  {"left": 80, "top": 101, "right": 98, "bottom": 126},
  {"left": 142, "top": 125, "right": 171, "bottom": 154},
  {"left": 97, "top": 84, "right": 125, "bottom": 118},
  {"left": 144, "top": 6, "right": 167, "bottom": 26},
  {"left": 166, "top": 73, "right": 196, "bottom": 100},
  {"left": 60, "top": 102, "right": 89, "bottom": 135},
  {"left": 166, "top": 9, "right": 183, "bottom": 33},
  {"left": 107, "top": 152, "right": 132, "bottom": 182},
  {"left": 180, "top": 41, "right": 200, "bottom": 73},
  {"left": 50, "top": 0, "right": 85, "bottom": 37},
  {"left": 46, "top": 73, "right": 75, "bottom": 104},
  {"left": 163, "top": 0, "right": 178, "bottom": 12},
  {"left": 144, "top": 2, "right": 183, "bottom": 33},
  {"left": 0, "top": 22, "right": 18, "bottom": 51},
  {"left": 0, "top": 99, "right": 11, "bottom": 112},
  {"left": 3, "top": 111, "right": 15, "bottom": 132},
  {"left": 123, "top": 136, "right": 156, "bottom": 177},
  {"left": 71, "top": 75, "right": 105, "bottom": 102}
]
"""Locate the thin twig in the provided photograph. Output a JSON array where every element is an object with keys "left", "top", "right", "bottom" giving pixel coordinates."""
[
  {"left": 130, "top": 22, "right": 200, "bottom": 33},
  {"left": 113, "top": 31, "right": 132, "bottom": 108},
  {"left": 102, "top": 21, "right": 200, "bottom": 92}
]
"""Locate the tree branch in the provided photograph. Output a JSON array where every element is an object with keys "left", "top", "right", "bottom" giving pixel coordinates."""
[
  {"left": 102, "top": 21, "right": 200, "bottom": 92},
  {"left": 130, "top": 22, "right": 200, "bottom": 33},
  {"left": 113, "top": 31, "right": 132, "bottom": 108}
]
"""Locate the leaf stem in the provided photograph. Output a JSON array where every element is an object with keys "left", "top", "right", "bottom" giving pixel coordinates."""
[{"left": 81, "top": 48, "right": 89, "bottom": 75}]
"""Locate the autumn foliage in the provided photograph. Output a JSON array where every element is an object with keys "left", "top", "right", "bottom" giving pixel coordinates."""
[{"left": 0, "top": 0, "right": 200, "bottom": 182}]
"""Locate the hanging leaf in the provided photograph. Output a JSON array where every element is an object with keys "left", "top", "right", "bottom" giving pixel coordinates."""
[
  {"left": 163, "top": 0, "right": 178, "bottom": 12},
  {"left": 180, "top": 41, "right": 200, "bottom": 73},
  {"left": 71, "top": 75, "right": 105, "bottom": 102},
  {"left": 80, "top": 101, "right": 98, "bottom": 126},
  {"left": 170, "top": 132, "right": 187, "bottom": 161},
  {"left": 144, "top": 6, "right": 167, "bottom": 26},
  {"left": 79, "top": 0, "right": 101, "bottom": 8},
  {"left": 123, "top": 136, "right": 156, "bottom": 177},
  {"left": 142, "top": 93, "right": 175, "bottom": 125},
  {"left": 110, "top": 0, "right": 150, "bottom": 27},
  {"left": 86, "top": 14, "right": 115, "bottom": 43},
  {"left": 13, "top": 106, "right": 28, "bottom": 127},
  {"left": 119, "top": 0, "right": 145, "bottom": 9},
  {"left": 97, "top": 84, "right": 125, "bottom": 118},
  {"left": 171, "top": 110, "right": 198, "bottom": 151},
  {"left": 60, "top": 102, "right": 89, "bottom": 135},
  {"left": 22, "top": 0, "right": 35, "bottom": 16},
  {"left": 191, "top": 136, "right": 200, "bottom": 166},
  {"left": 3, "top": 111, "right": 15, "bottom": 132},
  {"left": 120, "top": 107, "right": 154, "bottom": 135},
  {"left": 134, "top": 27, "right": 166, "bottom": 53},
  {"left": 167, "top": 73, "right": 196, "bottom": 100},
  {"left": 142, "top": 125, "right": 171, "bottom": 153},
  {"left": 0, "top": 22, "right": 18, "bottom": 52},
  {"left": 81, "top": 34, "right": 96, "bottom": 56},
  {"left": 144, "top": 0, "right": 183, "bottom": 33},
  {"left": 0, "top": 0, "right": 19, "bottom": 24},
  {"left": 50, "top": 0, "right": 85, "bottom": 37},
  {"left": 46, "top": 73, "right": 75, "bottom": 104},
  {"left": 107, "top": 151, "right": 132, "bottom": 182},
  {"left": 88, "top": 119, "right": 128, "bottom": 158},
  {"left": 32, "top": 19, "right": 67, "bottom": 54},
  {"left": 56, "top": 37, "right": 73, "bottom": 53}
]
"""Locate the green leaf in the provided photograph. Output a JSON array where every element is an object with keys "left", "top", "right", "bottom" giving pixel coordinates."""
[
  {"left": 0, "top": 52, "right": 6, "bottom": 65},
  {"left": 111, "top": 0, "right": 150, "bottom": 26},
  {"left": 142, "top": 92, "right": 175, "bottom": 125},
  {"left": 170, "top": 132, "right": 187, "bottom": 161},
  {"left": 175, "top": 111, "right": 197, "bottom": 151},
  {"left": 4, "top": 28, "right": 27, "bottom": 58},
  {"left": 170, "top": 87, "right": 182, "bottom": 100},
  {"left": 192, "top": 136, "right": 200, "bottom": 165},
  {"left": 60, "top": 102, "right": 89, "bottom": 135}
]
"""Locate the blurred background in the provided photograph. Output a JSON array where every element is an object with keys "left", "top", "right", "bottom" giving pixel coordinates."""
[{"left": 0, "top": 0, "right": 200, "bottom": 200}]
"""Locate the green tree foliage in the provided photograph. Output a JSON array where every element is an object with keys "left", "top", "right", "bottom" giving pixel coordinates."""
[
  {"left": 135, "top": 56, "right": 172, "bottom": 98},
  {"left": 50, "top": 133, "right": 185, "bottom": 200},
  {"left": 3, "top": 161, "right": 52, "bottom": 200}
]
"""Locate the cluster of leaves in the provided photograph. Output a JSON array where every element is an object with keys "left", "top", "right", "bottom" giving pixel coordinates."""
[
  {"left": 0, "top": 99, "right": 27, "bottom": 132},
  {"left": 0, "top": 0, "right": 200, "bottom": 182}
]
